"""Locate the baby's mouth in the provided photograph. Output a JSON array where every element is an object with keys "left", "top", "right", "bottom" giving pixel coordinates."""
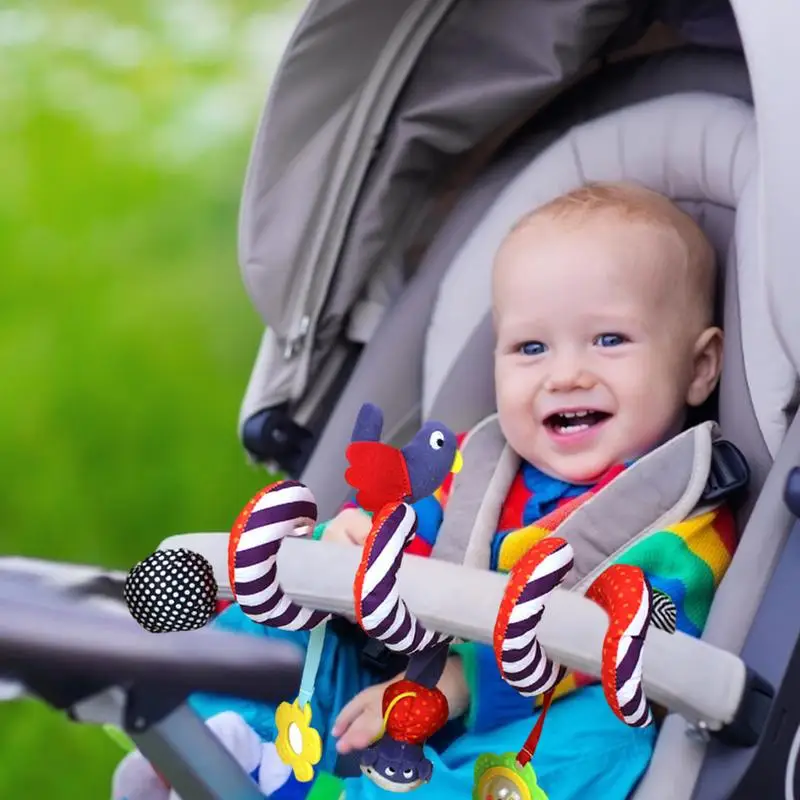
[{"left": 544, "top": 409, "right": 612, "bottom": 435}]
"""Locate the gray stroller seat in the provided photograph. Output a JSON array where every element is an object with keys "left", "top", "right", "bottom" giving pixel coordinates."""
[
  {"left": 271, "top": 54, "right": 796, "bottom": 800},
  {"left": 232, "top": 42, "right": 800, "bottom": 799},
  {"left": 144, "top": 48, "right": 800, "bottom": 798}
]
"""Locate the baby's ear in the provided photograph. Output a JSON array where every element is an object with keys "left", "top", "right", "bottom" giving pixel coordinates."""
[{"left": 686, "top": 326, "right": 724, "bottom": 407}]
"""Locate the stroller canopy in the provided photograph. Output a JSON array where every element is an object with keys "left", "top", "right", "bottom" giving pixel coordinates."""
[{"left": 236, "top": 0, "right": 800, "bottom": 479}]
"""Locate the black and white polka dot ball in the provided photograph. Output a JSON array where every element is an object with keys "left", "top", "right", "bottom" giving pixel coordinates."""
[{"left": 124, "top": 548, "right": 218, "bottom": 633}]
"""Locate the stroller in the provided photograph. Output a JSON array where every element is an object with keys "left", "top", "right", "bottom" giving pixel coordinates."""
[{"left": 3, "top": 0, "right": 800, "bottom": 797}]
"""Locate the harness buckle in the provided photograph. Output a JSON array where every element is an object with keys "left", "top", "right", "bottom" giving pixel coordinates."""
[
  {"left": 702, "top": 439, "right": 750, "bottom": 504},
  {"left": 361, "top": 638, "right": 408, "bottom": 678}
]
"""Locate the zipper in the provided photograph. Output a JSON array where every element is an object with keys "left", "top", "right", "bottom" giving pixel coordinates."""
[
  {"left": 281, "top": 0, "right": 459, "bottom": 397},
  {"left": 283, "top": 315, "right": 310, "bottom": 360}
]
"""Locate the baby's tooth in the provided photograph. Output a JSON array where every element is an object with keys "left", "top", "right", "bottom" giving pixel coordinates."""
[
  {"left": 560, "top": 410, "right": 590, "bottom": 419},
  {"left": 557, "top": 422, "right": 590, "bottom": 434}
]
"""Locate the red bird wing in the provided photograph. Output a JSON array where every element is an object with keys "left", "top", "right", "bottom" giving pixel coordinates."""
[{"left": 344, "top": 441, "right": 411, "bottom": 513}]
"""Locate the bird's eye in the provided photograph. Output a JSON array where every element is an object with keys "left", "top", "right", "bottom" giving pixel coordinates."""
[
  {"left": 403, "top": 768, "right": 415, "bottom": 779},
  {"left": 429, "top": 430, "right": 445, "bottom": 450},
  {"left": 385, "top": 766, "right": 396, "bottom": 776}
]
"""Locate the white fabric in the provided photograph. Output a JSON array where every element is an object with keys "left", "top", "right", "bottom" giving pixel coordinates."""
[{"left": 112, "top": 711, "right": 286, "bottom": 800}]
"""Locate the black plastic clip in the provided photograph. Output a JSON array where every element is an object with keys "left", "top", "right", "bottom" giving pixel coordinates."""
[
  {"left": 123, "top": 683, "right": 189, "bottom": 734},
  {"left": 360, "top": 638, "right": 408, "bottom": 679},
  {"left": 241, "top": 403, "right": 314, "bottom": 478},
  {"left": 702, "top": 439, "right": 750, "bottom": 504}
]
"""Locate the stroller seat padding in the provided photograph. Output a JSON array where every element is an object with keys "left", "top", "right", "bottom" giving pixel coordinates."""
[{"left": 426, "top": 92, "right": 792, "bottom": 493}]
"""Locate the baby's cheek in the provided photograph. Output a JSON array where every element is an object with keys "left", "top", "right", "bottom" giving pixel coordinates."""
[
  {"left": 497, "top": 411, "right": 536, "bottom": 458},
  {"left": 621, "top": 395, "right": 683, "bottom": 454}
]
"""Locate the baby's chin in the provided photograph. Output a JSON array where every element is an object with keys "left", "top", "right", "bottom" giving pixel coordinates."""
[{"left": 524, "top": 452, "right": 619, "bottom": 485}]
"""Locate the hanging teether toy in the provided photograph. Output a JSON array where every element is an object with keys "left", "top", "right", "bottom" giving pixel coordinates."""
[
  {"left": 228, "top": 479, "right": 331, "bottom": 782},
  {"left": 346, "top": 402, "right": 463, "bottom": 791},
  {"left": 474, "top": 536, "right": 657, "bottom": 799}
]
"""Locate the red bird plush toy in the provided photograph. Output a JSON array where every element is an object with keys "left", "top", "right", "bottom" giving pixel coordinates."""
[{"left": 344, "top": 403, "right": 462, "bottom": 513}]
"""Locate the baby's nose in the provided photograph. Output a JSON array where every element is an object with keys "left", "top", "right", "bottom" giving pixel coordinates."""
[{"left": 543, "top": 358, "right": 594, "bottom": 392}]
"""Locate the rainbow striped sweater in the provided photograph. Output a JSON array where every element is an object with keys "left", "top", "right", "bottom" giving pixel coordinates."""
[{"left": 440, "top": 453, "right": 737, "bottom": 731}]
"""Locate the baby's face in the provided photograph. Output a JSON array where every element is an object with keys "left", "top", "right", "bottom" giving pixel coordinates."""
[{"left": 493, "top": 214, "right": 711, "bottom": 483}]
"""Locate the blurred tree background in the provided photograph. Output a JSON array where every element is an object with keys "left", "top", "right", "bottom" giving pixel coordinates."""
[{"left": 0, "top": 0, "right": 300, "bottom": 794}]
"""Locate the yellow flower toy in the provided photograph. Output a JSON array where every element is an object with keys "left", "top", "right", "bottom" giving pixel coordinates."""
[{"left": 275, "top": 698, "right": 323, "bottom": 783}]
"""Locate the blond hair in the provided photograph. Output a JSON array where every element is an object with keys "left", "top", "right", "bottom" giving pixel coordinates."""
[{"left": 507, "top": 181, "right": 717, "bottom": 324}]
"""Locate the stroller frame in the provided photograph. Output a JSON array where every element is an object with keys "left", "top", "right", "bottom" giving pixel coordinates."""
[{"left": 0, "top": 562, "right": 298, "bottom": 800}]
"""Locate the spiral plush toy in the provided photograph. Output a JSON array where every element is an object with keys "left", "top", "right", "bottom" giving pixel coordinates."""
[
  {"left": 344, "top": 403, "right": 463, "bottom": 791},
  {"left": 348, "top": 406, "right": 461, "bottom": 660},
  {"left": 225, "top": 478, "right": 332, "bottom": 782},
  {"left": 584, "top": 564, "right": 655, "bottom": 728},
  {"left": 475, "top": 537, "right": 658, "bottom": 800},
  {"left": 228, "top": 479, "right": 330, "bottom": 632},
  {"left": 121, "top": 402, "right": 462, "bottom": 789},
  {"left": 226, "top": 403, "right": 463, "bottom": 788}
]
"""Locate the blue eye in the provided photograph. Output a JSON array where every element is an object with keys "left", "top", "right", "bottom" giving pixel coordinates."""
[
  {"left": 594, "top": 333, "right": 627, "bottom": 348},
  {"left": 519, "top": 341, "right": 547, "bottom": 356}
]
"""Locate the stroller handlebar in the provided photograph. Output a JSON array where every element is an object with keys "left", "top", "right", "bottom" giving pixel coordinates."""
[
  {"left": 0, "top": 571, "right": 302, "bottom": 705},
  {"left": 277, "top": 538, "right": 748, "bottom": 731}
]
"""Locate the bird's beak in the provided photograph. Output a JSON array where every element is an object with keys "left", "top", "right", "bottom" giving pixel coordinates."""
[{"left": 451, "top": 449, "right": 463, "bottom": 475}]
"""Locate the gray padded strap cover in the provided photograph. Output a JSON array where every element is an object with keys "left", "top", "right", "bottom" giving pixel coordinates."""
[
  {"left": 431, "top": 414, "right": 512, "bottom": 567},
  {"left": 568, "top": 422, "right": 716, "bottom": 590},
  {"left": 433, "top": 418, "right": 717, "bottom": 585}
]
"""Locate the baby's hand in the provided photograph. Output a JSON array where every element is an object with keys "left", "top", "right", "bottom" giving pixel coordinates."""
[
  {"left": 332, "top": 679, "right": 391, "bottom": 754},
  {"left": 322, "top": 507, "right": 373, "bottom": 547},
  {"left": 332, "top": 657, "right": 470, "bottom": 755}
]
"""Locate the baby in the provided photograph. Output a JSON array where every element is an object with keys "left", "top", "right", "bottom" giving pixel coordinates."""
[{"left": 114, "top": 182, "right": 732, "bottom": 800}]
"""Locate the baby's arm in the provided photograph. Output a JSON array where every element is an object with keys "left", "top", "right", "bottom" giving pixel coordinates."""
[
  {"left": 332, "top": 655, "right": 470, "bottom": 754},
  {"left": 333, "top": 642, "right": 533, "bottom": 753},
  {"left": 314, "top": 494, "right": 445, "bottom": 553},
  {"left": 318, "top": 506, "right": 373, "bottom": 546}
]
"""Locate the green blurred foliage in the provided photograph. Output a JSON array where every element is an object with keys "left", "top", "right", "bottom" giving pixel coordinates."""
[{"left": 0, "top": 1, "right": 299, "bottom": 794}]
